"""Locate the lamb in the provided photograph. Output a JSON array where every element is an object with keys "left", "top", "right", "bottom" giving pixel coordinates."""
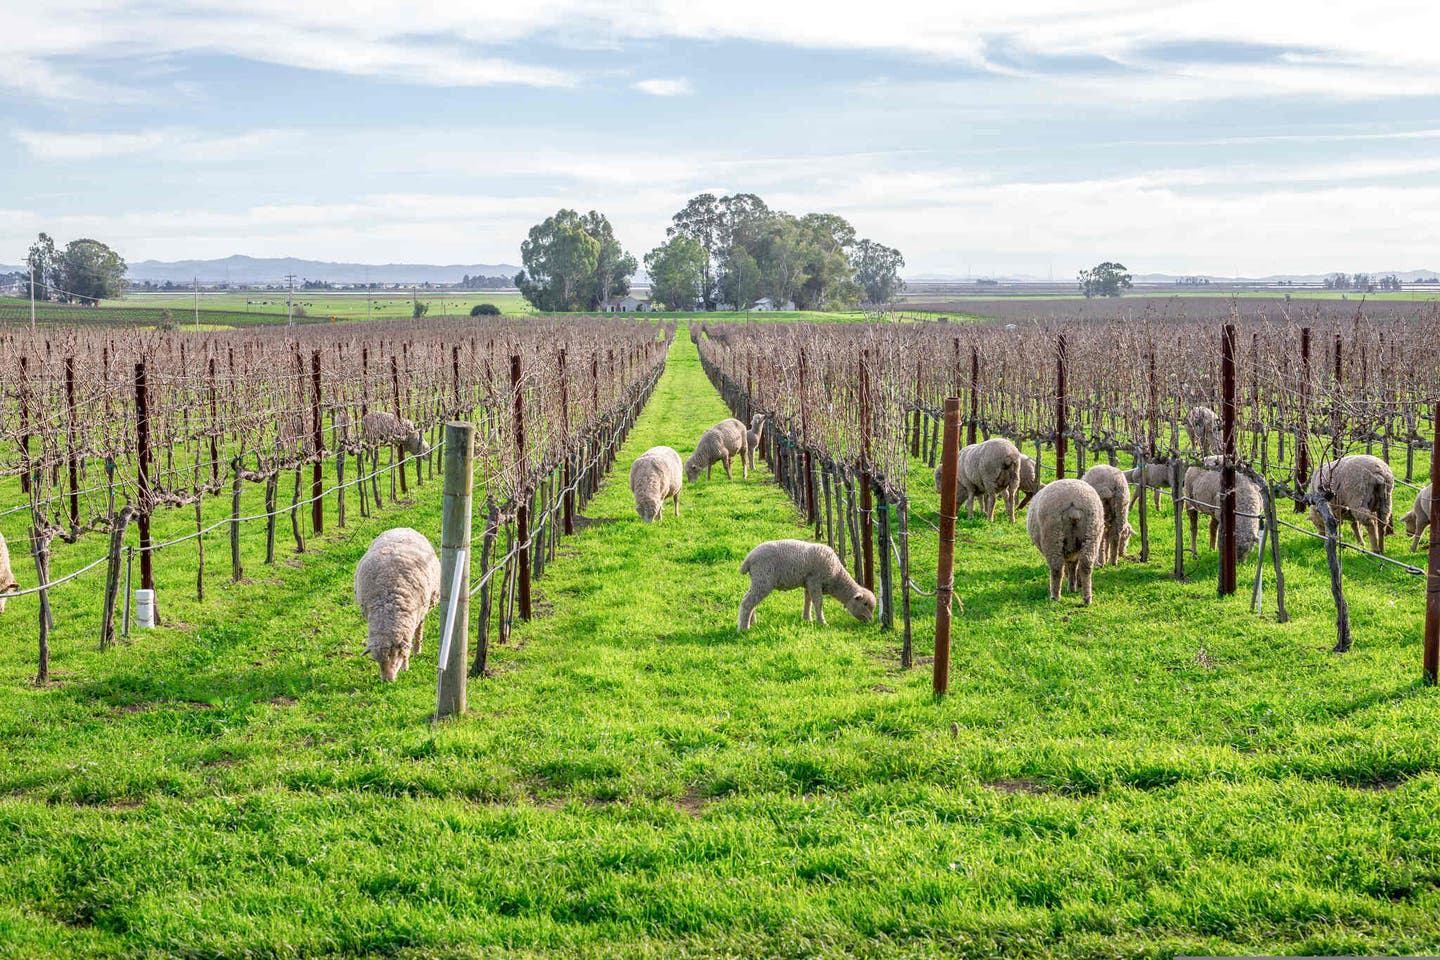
[
  {"left": 685, "top": 418, "right": 748, "bottom": 482},
  {"left": 354, "top": 528, "right": 441, "bottom": 681},
  {"left": 1185, "top": 406, "right": 1221, "bottom": 457},
  {"left": 744, "top": 414, "right": 766, "bottom": 474},
  {"left": 1082, "top": 463, "right": 1132, "bottom": 565},
  {"left": 1124, "top": 462, "right": 1172, "bottom": 512},
  {"left": 737, "top": 539, "right": 876, "bottom": 630},
  {"left": 362, "top": 411, "right": 429, "bottom": 457},
  {"left": 1307, "top": 454, "right": 1395, "bottom": 553},
  {"left": 629, "top": 446, "right": 683, "bottom": 522},
  {"left": 1401, "top": 487, "right": 1433, "bottom": 552},
  {"left": 1182, "top": 463, "right": 1263, "bottom": 560},
  {"left": 933, "top": 438, "right": 1024, "bottom": 521},
  {"left": 0, "top": 532, "right": 17, "bottom": 614},
  {"left": 1026, "top": 479, "right": 1104, "bottom": 604}
]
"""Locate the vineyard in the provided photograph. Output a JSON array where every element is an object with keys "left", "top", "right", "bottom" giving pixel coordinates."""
[
  {"left": 2, "top": 307, "right": 1440, "bottom": 957},
  {"left": 0, "top": 316, "right": 674, "bottom": 679}
]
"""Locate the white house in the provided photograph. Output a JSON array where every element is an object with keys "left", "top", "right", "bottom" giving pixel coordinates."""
[
  {"left": 602, "top": 295, "right": 653, "bottom": 313},
  {"left": 749, "top": 297, "right": 796, "bottom": 312}
]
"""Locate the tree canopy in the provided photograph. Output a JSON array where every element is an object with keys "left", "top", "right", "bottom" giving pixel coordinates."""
[
  {"left": 21, "top": 233, "right": 128, "bottom": 304},
  {"left": 643, "top": 236, "right": 706, "bottom": 310},
  {"left": 1078, "top": 262, "right": 1133, "bottom": 298},
  {"left": 515, "top": 209, "right": 636, "bottom": 312}
]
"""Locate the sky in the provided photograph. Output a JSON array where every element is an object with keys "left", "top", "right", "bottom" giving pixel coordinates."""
[{"left": 3, "top": 0, "right": 1439, "bottom": 279}]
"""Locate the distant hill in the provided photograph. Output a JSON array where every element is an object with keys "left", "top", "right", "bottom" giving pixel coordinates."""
[{"left": 121, "top": 255, "right": 520, "bottom": 285}]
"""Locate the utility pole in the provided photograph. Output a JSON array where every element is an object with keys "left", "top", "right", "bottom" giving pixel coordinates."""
[{"left": 285, "top": 273, "right": 297, "bottom": 326}]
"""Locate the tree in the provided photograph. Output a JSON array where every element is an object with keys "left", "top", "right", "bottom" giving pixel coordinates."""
[
  {"left": 720, "top": 245, "right": 763, "bottom": 311},
  {"left": 798, "top": 213, "right": 859, "bottom": 309},
  {"left": 24, "top": 232, "right": 60, "bottom": 301},
  {"left": 853, "top": 239, "right": 906, "bottom": 305},
  {"left": 666, "top": 194, "right": 722, "bottom": 309},
  {"left": 1078, "top": 261, "right": 1133, "bottom": 298},
  {"left": 412, "top": 300, "right": 429, "bottom": 318},
  {"left": 581, "top": 210, "right": 637, "bottom": 310},
  {"left": 57, "top": 238, "right": 126, "bottom": 304},
  {"left": 754, "top": 215, "right": 809, "bottom": 308},
  {"left": 644, "top": 236, "right": 707, "bottom": 310},
  {"left": 515, "top": 209, "right": 602, "bottom": 312},
  {"left": 470, "top": 303, "right": 501, "bottom": 316}
]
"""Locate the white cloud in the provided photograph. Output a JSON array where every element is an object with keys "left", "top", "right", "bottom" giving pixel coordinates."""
[
  {"left": 13, "top": 128, "right": 285, "bottom": 162},
  {"left": 633, "top": 77, "right": 693, "bottom": 97}
]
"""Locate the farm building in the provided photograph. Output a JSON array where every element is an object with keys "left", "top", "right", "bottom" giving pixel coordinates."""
[
  {"left": 749, "top": 297, "right": 796, "bottom": 311},
  {"left": 602, "top": 295, "right": 654, "bottom": 313}
]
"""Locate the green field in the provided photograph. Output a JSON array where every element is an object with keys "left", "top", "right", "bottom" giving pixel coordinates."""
[{"left": 0, "top": 330, "right": 1437, "bottom": 958}]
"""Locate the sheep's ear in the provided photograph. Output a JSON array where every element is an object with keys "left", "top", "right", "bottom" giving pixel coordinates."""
[{"left": 1, "top": 581, "right": 16, "bottom": 593}]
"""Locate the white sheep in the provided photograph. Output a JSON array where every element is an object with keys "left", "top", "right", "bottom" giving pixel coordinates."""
[
  {"left": 0, "top": 532, "right": 16, "bottom": 614},
  {"left": 1017, "top": 454, "right": 1041, "bottom": 505},
  {"left": 1401, "top": 487, "right": 1433, "bottom": 552},
  {"left": 933, "top": 438, "right": 1025, "bottom": 521},
  {"left": 1082, "top": 463, "right": 1131, "bottom": 565},
  {"left": 1124, "top": 462, "right": 1172, "bottom": 512},
  {"left": 1307, "top": 454, "right": 1395, "bottom": 553},
  {"left": 737, "top": 539, "right": 876, "bottom": 630},
  {"left": 1182, "top": 463, "right": 1263, "bottom": 560},
  {"left": 362, "top": 411, "right": 430, "bottom": 458},
  {"left": 1185, "top": 406, "right": 1221, "bottom": 457},
  {"left": 1025, "top": 478, "right": 1104, "bottom": 604},
  {"left": 686, "top": 418, "right": 748, "bottom": 482},
  {"left": 629, "top": 446, "right": 683, "bottom": 522},
  {"left": 354, "top": 528, "right": 441, "bottom": 681},
  {"left": 744, "top": 414, "right": 766, "bottom": 474}
]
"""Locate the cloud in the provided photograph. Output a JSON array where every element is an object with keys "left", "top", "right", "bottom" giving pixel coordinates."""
[
  {"left": 633, "top": 77, "right": 694, "bottom": 97},
  {"left": 13, "top": 128, "right": 285, "bottom": 161}
]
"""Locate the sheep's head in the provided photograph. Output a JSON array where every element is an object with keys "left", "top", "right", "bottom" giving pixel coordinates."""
[
  {"left": 845, "top": 587, "right": 877, "bottom": 623},
  {"left": 401, "top": 426, "right": 429, "bottom": 457},
  {"left": 684, "top": 456, "right": 702, "bottom": 483},
  {"left": 1403, "top": 506, "right": 1422, "bottom": 537},
  {"left": 1117, "top": 522, "right": 1133, "bottom": 558},
  {"left": 1018, "top": 457, "right": 1040, "bottom": 494},
  {"left": 635, "top": 494, "right": 662, "bottom": 523}
]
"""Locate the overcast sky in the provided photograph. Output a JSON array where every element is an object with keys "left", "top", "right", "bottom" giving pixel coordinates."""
[{"left": 3, "top": 0, "right": 1439, "bottom": 278}]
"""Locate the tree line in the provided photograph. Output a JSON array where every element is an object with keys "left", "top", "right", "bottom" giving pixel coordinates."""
[
  {"left": 21, "top": 233, "right": 128, "bottom": 304},
  {"left": 514, "top": 194, "right": 905, "bottom": 312}
]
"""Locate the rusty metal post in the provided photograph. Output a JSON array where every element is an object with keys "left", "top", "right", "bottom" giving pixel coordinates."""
[
  {"left": 858, "top": 352, "right": 875, "bottom": 591},
  {"left": 1055, "top": 334, "right": 1068, "bottom": 479},
  {"left": 1296, "top": 326, "right": 1311, "bottom": 510},
  {"left": 1424, "top": 400, "right": 1440, "bottom": 684},
  {"left": 934, "top": 397, "right": 962, "bottom": 698},
  {"left": 512, "top": 354, "right": 532, "bottom": 621},
  {"left": 64, "top": 356, "right": 78, "bottom": 530},
  {"left": 968, "top": 345, "right": 979, "bottom": 446},
  {"left": 1220, "top": 323, "right": 1238, "bottom": 596},
  {"left": 135, "top": 362, "right": 155, "bottom": 620},
  {"left": 310, "top": 350, "right": 324, "bottom": 535}
]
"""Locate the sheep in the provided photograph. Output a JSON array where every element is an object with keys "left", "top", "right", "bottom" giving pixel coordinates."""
[
  {"left": 737, "top": 539, "right": 876, "bottom": 630},
  {"left": 685, "top": 418, "right": 748, "bottom": 482},
  {"left": 354, "top": 528, "right": 441, "bottom": 681},
  {"left": 1185, "top": 406, "right": 1221, "bottom": 457},
  {"left": 1183, "top": 463, "right": 1263, "bottom": 560},
  {"left": 1401, "top": 487, "right": 1433, "bottom": 552},
  {"left": 1083, "top": 464, "right": 1131, "bottom": 565},
  {"left": 1026, "top": 479, "right": 1104, "bottom": 604},
  {"left": 0, "top": 532, "right": 16, "bottom": 614},
  {"left": 362, "top": 411, "right": 429, "bottom": 458},
  {"left": 1017, "top": 454, "right": 1041, "bottom": 505},
  {"left": 933, "top": 438, "right": 1024, "bottom": 521},
  {"left": 1124, "top": 462, "right": 1172, "bottom": 512},
  {"left": 629, "top": 446, "right": 683, "bottom": 522},
  {"left": 1307, "top": 454, "right": 1395, "bottom": 553},
  {"left": 744, "top": 414, "right": 766, "bottom": 474}
]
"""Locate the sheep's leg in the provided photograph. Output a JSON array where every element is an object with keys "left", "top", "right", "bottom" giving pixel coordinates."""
[
  {"left": 1006, "top": 482, "right": 1019, "bottom": 522},
  {"left": 1207, "top": 516, "right": 1217, "bottom": 550},
  {"left": 802, "top": 589, "right": 812, "bottom": 621},
  {"left": 741, "top": 450, "right": 748, "bottom": 480},
  {"left": 413, "top": 619, "right": 424, "bottom": 657},
  {"left": 808, "top": 582, "right": 827, "bottom": 625},
  {"left": 1187, "top": 508, "right": 1199, "bottom": 558},
  {"left": 1048, "top": 564, "right": 1062, "bottom": 600},
  {"left": 722, "top": 456, "right": 733, "bottom": 480},
  {"left": 985, "top": 491, "right": 998, "bottom": 522},
  {"left": 707, "top": 463, "right": 713, "bottom": 480},
  {"left": 738, "top": 584, "right": 768, "bottom": 631},
  {"left": 1064, "top": 559, "right": 1079, "bottom": 592},
  {"left": 1078, "top": 557, "right": 1094, "bottom": 605},
  {"left": 1153, "top": 487, "right": 1162, "bottom": 512},
  {"left": 672, "top": 491, "right": 681, "bottom": 517}
]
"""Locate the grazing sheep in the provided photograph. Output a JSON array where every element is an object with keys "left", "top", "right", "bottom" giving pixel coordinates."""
[
  {"left": 1083, "top": 464, "right": 1131, "bottom": 565},
  {"left": 1183, "top": 463, "right": 1263, "bottom": 560},
  {"left": 0, "top": 532, "right": 16, "bottom": 614},
  {"left": 934, "top": 438, "right": 1024, "bottom": 521},
  {"left": 737, "top": 539, "right": 876, "bottom": 630},
  {"left": 362, "top": 411, "right": 429, "bottom": 457},
  {"left": 354, "top": 528, "right": 441, "bottom": 681},
  {"left": 1401, "top": 487, "right": 1433, "bottom": 552},
  {"left": 1025, "top": 479, "right": 1104, "bottom": 604},
  {"left": 1124, "top": 462, "right": 1172, "bottom": 512},
  {"left": 1017, "top": 454, "right": 1041, "bottom": 503},
  {"left": 1185, "top": 406, "right": 1221, "bottom": 457},
  {"left": 1307, "top": 454, "right": 1395, "bottom": 553},
  {"left": 629, "top": 446, "right": 683, "bottom": 522},
  {"left": 744, "top": 414, "right": 766, "bottom": 474},
  {"left": 686, "top": 418, "right": 748, "bottom": 482}
]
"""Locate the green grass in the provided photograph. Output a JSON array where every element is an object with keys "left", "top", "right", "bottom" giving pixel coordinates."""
[{"left": 0, "top": 331, "right": 1438, "bottom": 958}]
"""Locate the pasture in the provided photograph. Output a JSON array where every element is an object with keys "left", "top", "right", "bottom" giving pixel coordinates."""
[{"left": 0, "top": 318, "right": 1437, "bottom": 958}]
